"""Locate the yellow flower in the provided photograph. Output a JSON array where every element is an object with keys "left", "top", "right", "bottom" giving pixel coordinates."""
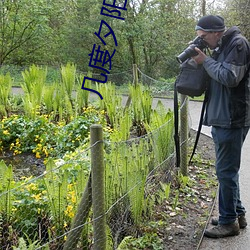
[
  {"left": 42, "top": 147, "right": 49, "bottom": 157},
  {"left": 14, "top": 149, "right": 21, "bottom": 155},
  {"left": 71, "top": 195, "right": 76, "bottom": 204},
  {"left": 10, "top": 143, "right": 14, "bottom": 150},
  {"left": 36, "top": 152, "right": 41, "bottom": 158},
  {"left": 65, "top": 205, "right": 74, "bottom": 218},
  {"left": 32, "top": 193, "right": 42, "bottom": 201},
  {"left": 12, "top": 207, "right": 17, "bottom": 212},
  {"left": 26, "top": 183, "right": 37, "bottom": 191},
  {"left": 3, "top": 130, "right": 9, "bottom": 135},
  {"left": 100, "top": 110, "right": 106, "bottom": 115}
]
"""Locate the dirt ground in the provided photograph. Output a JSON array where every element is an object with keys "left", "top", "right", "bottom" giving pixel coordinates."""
[{"left": 159, "top": 130, "right": 217, "bottom": 250}]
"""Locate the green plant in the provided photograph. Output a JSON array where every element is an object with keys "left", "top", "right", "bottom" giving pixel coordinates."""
[
  {"left": 129, "top": 83, "right": 153, "bottom": 129},
  {"left": 43, "top": 84, "right": 55, "bottom": 114},
  {"left": 51, "top": 80, "right": 74, "bottom": 122},
  {"left": 172, "top": 190, "right": 180, "bottom": 210},
  {"left": 117, "top": 233, "right": 163, "bottom": 250},
  {"left": 157, "top": 182, "right": 171, "bottom": 203},
  {"left": 0, "top": 73, "right": 12, "bottom": 117},
  {"left": 109, "top": 109, "right": 132, "bottom": 141},
  {"left": 13, "top": 237, "right": 40, "bottom": 250},
  {"left": 0, "top": 115, "right": 57, "bottom": 157},
  {"left": 0, "top": 161, "right": 15, "bottom": 222},
  {"left": 75, "top": 72, "right": 91, "bottom": 114},
  {"left": 178, "top": 173, "right": 191, "bottom": 189},
  {"left": 60, "top": 63, "right": 76, "bottom": 103},
  {"left": 0, "top": 108, "right": 104, "bottom": 158},
  {"left": 145, "top": 100, "right": 174, "bottom": 163},
  {"left": 96, "top": 81, "right": 123, "bottom": 128},
  {"left": 105, "top": 136, "right": 153, "bottom": 233},
  {"left": 43, "top": 159, "right": 70, "bottom": 223},
  {"left": 21, "top": 65, "right": 47, "bottom": 118},
  {"left": 12, "top": 177, "right": 49, "bottom": 241}
]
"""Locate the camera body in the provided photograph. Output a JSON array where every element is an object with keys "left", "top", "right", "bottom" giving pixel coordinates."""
[{"left": 176, "top": 36, "right": 208, "bottom": 64}]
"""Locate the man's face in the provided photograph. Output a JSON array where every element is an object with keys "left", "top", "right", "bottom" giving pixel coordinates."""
[{"left": 196, "top": 30, "right": 222, "bottom": 49}]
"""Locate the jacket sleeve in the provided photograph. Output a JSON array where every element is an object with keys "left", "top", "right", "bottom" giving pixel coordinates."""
[{"left": 203, "top": 38, "right": 250, "bottom": 87}]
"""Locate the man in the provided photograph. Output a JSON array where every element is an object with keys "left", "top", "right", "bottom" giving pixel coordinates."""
[{"left": 192, "top": 15, "right": 250, "bottom": 238}]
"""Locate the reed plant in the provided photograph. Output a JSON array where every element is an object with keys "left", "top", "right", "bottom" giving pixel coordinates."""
[
  {"left": 21, "top": 65, "right": 47, "bottom": 118},
  {"left": 96, "top": 82, "right": 122, "bottom": 128},
  {"left": 105, "top": 136, "right": 153, "bottom": 227},
  {"left": 52, "top": 83, "right": 73, "bottom": 122},
  {"left": 43, "top": 84, "right": 55, "bottom": 114},
  {"left": 43, "top": 159, "right": 68, "bottom": 223},
  {"left": 109, "top": 109, "right": 132, "bottom": 141},
  {"left": 129, "top": 84, "right": 153, "bottom": 135},
  {"left": 61, "top": 63, "right": 76, "bottom": 103},
  {"left": 42, "top": 159, "right": 69, "bottom": 247},
  {"left": 145, "top": 100, "right": 175, "bottom": 164},
  {"left": 127, "top": 140, "right": 151, "bottom": 224},
  {"left": 0, "top": 161, "right": 14, "bottom": 222},
  {"left": 0, "top": 73, "right": 12, "bottom": 117},
  {"left": 75, "top": 73, "right": 91, "bottom": 115}
]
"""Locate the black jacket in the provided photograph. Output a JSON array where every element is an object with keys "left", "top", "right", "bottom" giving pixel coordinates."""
[{"left": 203, "top": 26, "right": 250, "bottom": 128}]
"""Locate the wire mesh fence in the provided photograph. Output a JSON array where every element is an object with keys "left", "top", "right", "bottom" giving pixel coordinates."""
[
  {"left": 0, "top": 118, "right": 181, "bottom": 248},
  {"left": 0, "top": 64, "right": 191, "bottom": 249}
]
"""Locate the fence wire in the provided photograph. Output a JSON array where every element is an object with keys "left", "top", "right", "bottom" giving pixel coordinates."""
[
  {"left": 0, "top": 67, "right": 193, "bottom": 249},
  {"left": 137, "top": 67, "right": 175, "bottom": 96},
  {"left": 0, "top": 115, "right": 183, "bottom": 249}
]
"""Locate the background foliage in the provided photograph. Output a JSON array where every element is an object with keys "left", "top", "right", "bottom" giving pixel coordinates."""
[{"left": 1, "top": 0, "right": 249, "bottom": 82}]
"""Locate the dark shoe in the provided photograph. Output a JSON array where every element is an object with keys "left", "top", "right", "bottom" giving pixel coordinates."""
[
  {"left": 211, "top": 214, "right": 247, "bottom": 229},
  {"left": 204, "top": 222, "right": 240, "bottom": 238},
  {"left": 238, "top": 215, "right": 247, "bottom": 228}
]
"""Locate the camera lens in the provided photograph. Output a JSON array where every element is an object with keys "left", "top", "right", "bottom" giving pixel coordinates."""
[
  {"left": 176, "top": 44, "right": 198, "bottom": 63},
  {"left": 176, "top": 36, "right": 208, "bottom": 63}
]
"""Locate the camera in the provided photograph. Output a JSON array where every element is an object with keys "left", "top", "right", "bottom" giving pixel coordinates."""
[{"left": 176, "top": 36, "right": 208, "bottom": 64}]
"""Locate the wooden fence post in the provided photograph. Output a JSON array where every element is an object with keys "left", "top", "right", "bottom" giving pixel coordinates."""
[
  {"left": 133, "top": 64, "right": 138, "bottom": 86},
  {"left": 91, "top": 124, "right": 106, "bottom": 250},
  {"left": 125, "top": 64, "right": 138, "bottom": 109}
]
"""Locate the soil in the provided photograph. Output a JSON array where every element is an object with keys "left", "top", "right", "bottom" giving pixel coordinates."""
[
  {"left": 158, "top": 130, "right": 217, "bottom": 250},
  {"left": 0, "top": 152, "right": 45, "bottom": 180}
]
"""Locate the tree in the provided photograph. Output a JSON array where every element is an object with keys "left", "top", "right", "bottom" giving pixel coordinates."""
[
  {"left": 62, "top": 0, "right": 103, "bottom": 70},
  {"left": 220, "top": 0, "right": 250, "bottom": 39},
  {"left": 0, "top": 0, "right": 52, "bottom": 65}
]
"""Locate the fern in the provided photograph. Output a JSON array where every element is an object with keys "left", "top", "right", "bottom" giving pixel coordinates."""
[
  {"left": 61, "top": 63, "right": 76, "bottom": 101},
  {"left": 0, "top": 73, "right": 12, "bottom": 116},
  {"left": 43, "top": 84, "right": 55, "bottom": 114},
  {"left": 96, "top": 82, "right": 122, "bottom": 128},
  {"left": 0, "top": 160, "right": 14, "bottom": 221},
  {"left": 145, "top": 100, "right": 175, "bottom": 163},
  {"left": 76, "top": 72, "right": 91, "bottom": 113},
  {"left": 21, "top": 65, "right": 47, "bottom": 117},
  {"left": 43, "top": 159, "right": 68, "bottom": 228}
]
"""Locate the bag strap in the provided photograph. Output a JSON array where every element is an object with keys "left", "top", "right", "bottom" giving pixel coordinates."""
[
  {"left": 174, "top": 80, "right": 208, "bottom": 168},
  {"left": 174, "top": 80, "right": 180, "bottom": 168},
  {"left": 188, "top": 91, "right": 208, "bottom": 164}
]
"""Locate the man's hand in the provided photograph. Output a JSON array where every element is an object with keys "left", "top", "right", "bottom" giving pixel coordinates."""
[{"left": 192, "top": 47, "right": 207, "bottom": 64}]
